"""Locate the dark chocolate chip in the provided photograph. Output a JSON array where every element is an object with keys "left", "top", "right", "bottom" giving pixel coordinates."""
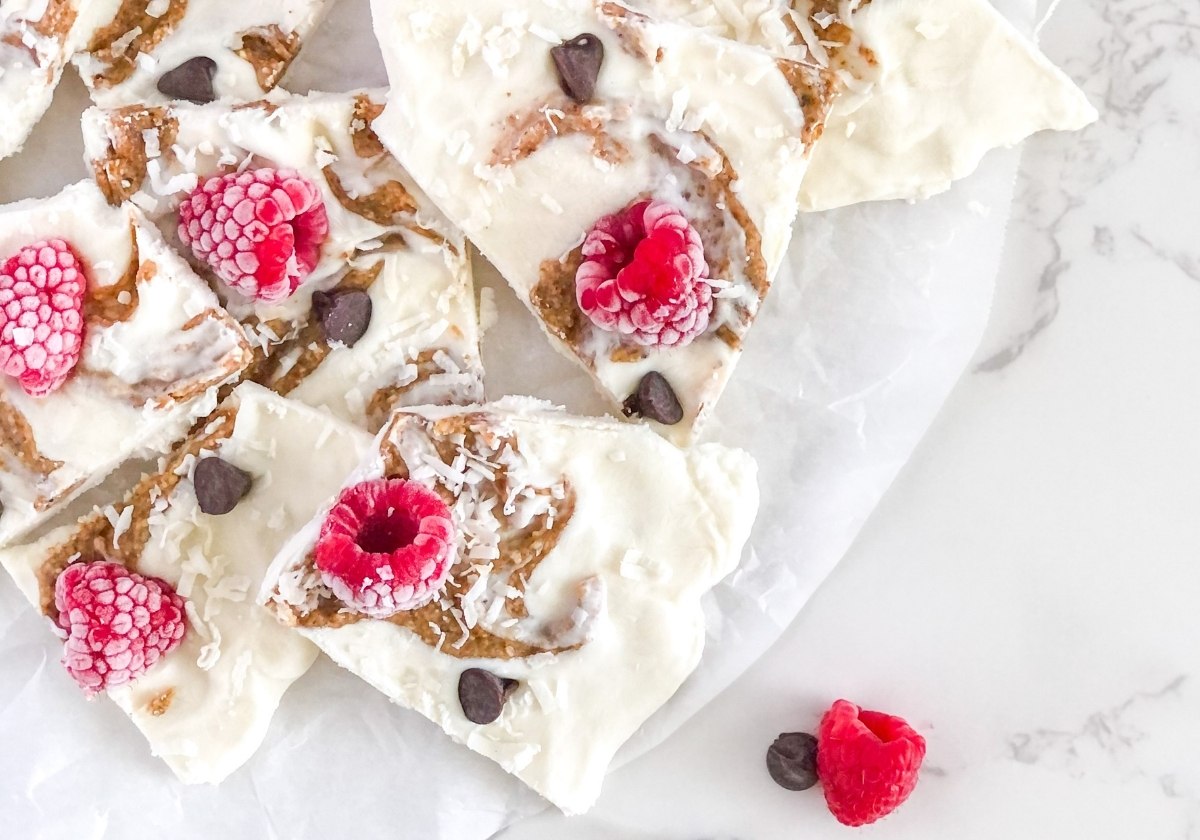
[
  {"left": 622, "top": 371, "right": 684, "bottom": 426},
  {"left": 156, "top": 57, "right": 218, "bottom": 104},
  {"left": 766, "top": 732, "right": 819, "bottom": 791},
  {"left": 458, "top": 668, "right": 519, "bottom": 725},
  {"left": 550, "top": 34, "right": 604, "bottom": 103},
  {"left": 313, "top": 289, "right": 373, "bottom": 348},
  {"left": 193, "top": 457, "right": 253, "bottom": 515}
]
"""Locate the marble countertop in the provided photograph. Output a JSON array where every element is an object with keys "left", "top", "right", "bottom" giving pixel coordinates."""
[{"left": 503, "top": 1, "right": 1200, "bottom": 837}]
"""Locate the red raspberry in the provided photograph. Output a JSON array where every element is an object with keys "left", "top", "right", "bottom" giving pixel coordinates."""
[
  {"left": 179, "top": 168, "right": 329, "bottom": 302},
  {"left": 575, "top": 200, "right": 713, "bottom": 348},
  {"left": 816, "top": 699, "right": 926, "bottom": 827},
  {"left": 0, "top": 239, "right": 86, "bottom": 397},
  {"left": 315, "top": 478, "right": 457, "bottom": 618},
  {"left": 54, "top": 561, "right": 187, "bottom": 697}
]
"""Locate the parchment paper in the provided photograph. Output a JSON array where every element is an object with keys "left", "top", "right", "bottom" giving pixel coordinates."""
[{"left": 0, "top": 0, "right": 1038, "bottom": 836}]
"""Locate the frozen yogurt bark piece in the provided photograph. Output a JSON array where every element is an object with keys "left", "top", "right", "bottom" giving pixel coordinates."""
[
  {"left": 0, "top": 181, "right": 252, "bottom": 547},
  {"left": 796, "top": 0, "right": 1097, "bottom": 209},
  {"left": 627, "top": 0, "right": 1098, "bottom": 210},
  {"left": 0, "top": 383, "right": 373, "bottom": 783},
  {"left": 72, "top": 0, "right": 334, "bottom": 108},
  {"left": 369, "top": 0, "right": 834, "bottom": 444},
  {"left": 82, "top": 89, "right": 483, "bottom": 430},
  {"left": 0, "top": 0, "right": 111, "bottom": 160},
  {"left": 264, "top": 400, "right": 759, "bottom": 813}
]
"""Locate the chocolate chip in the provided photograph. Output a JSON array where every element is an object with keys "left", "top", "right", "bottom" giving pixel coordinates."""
[
  {"left": 458, "top": 668, "right": 519, "bottom": 725},
  {"left": 313, "top": 289, "right": 373, "bottom": 348},
  {"left": 551, "top": 34, "right": 604, "bottom": 103},
  {"left": 156, "top": 57, "right": 218, "bottom": 104},
  {"left": 622, "top": 371, "right": 684, "bottom": 426},
  {"left": 193, "top": 457, "right": 253, "bottom": 515},
  {"left": 766, "top": 732, "right": 819, "bottom": 791}
]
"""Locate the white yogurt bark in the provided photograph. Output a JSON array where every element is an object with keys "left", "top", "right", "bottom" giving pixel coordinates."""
[
  {"left": 370, "top": 0, "right": 832, "bottom": 445},
  {"left": 798, "top": 0, "right": 1098, "bottom": 209},
  {"left": 82, "top": 90, "right": 483, "bottom": 430},
  {"left": 73, "top": 0, "right": 333, "bottom": 108},
  {"left": 628, "top": 0, "right": 1098, "bottom": 210},
  {"left": 0, "top": 181, "right": 252, "bottom": 547},
  {"left": 0, "top": 0, "right": 111, "bottom": 160},
  {"left": 264, "top": 400, "right": 760, "bottom": 814},
  {"left": 0, "top": 384, "right": 373, "bottom": 783}
]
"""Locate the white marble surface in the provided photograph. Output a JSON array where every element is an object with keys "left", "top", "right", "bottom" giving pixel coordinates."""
[{"left": 502, "top": 1, "right": 1200, "bottom": 837}]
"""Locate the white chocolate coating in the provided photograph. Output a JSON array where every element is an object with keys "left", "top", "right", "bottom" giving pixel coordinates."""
[
  {"left": 0, "top": 181, "right": 252, "bottom": 547},
  {"left": 370, "top": 0, "right": 817, "bottom": 445},
  {"left": 0, "top": 384, "right": 373, "bottom": 783},
  {"left": 265, "top": 400, "right": 760, "bottom": 813}
]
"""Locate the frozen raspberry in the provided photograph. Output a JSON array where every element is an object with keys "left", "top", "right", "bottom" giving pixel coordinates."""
[
  {"left": 315, "top": 478, "right": 457, "bottom": 618},
  {"left": 53, "top": 561, "right": 187, "bottom": 697},
  {"left": 0, "top": 239, "right": 86, "bottom": 397},
  {"left": 816, "top": 699, "right": 926, "bottom": 827},
  {"left": 179, "top": 168, "right": 329, "bottom": 302},
  {"left": 575, "top": 200, "right": 714, "bottom": 348}
]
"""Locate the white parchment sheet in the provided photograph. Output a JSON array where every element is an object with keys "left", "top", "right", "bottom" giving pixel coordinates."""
[{"left": 0, "top": 0, "right": 1041, "bottom": 836}]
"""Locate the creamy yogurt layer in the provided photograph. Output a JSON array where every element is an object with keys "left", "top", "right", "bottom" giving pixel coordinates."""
[
  {"left": 0, "top": 384, "right": 372, "bottom": 783},
  {"left": 82, "top": 90, "right": 483, "bottom": 430},
  {"left": 370, "top": 0, "right": 831, "bottom": 445},
  {"left": 264, "top": 399, "right": 760, "bottom": 813},
  {"left": 0, "top": 181, "right": 252, "bottom": 547}
]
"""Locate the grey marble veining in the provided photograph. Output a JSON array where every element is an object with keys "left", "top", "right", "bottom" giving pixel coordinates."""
[{"left": 977, "top": 0, "right": 1199, "bottom": 373}]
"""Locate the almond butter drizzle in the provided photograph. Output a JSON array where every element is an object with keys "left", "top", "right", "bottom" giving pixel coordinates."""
[
  {"left": 531, "top": 245, "right": 589, "bottom": 352},
  {"left": 609, "top": 345, "right": 646, "bottom": 364},
  {"left": 86, "top": 0, "right": 190, "bottom": 89},
  {"left": 672, "top": 133, "right": 769, "bottom": 298},
  {"left": 283, "top": 414, "right": 583, "bottom": 661},
  {"left": 0, "top": 397, "right": 64, "bottom": 480},
  {"left": 595, "top": 1, "right": 655, "bottom": 62},
  {"left": 83, "top": 225, "right": 142, "bottom": 326},
  {"left": 146, "top": 687, "right": 175, "bottom": 716},
  {"left": 234, "top": 24, "right": 301, "bottom": 91},
  {"left": 715, "top": 324, "right": 741, "bottom": 350},
  {"left": 231, "top": 99, "right": 280, "bottom": 116},
  {"left": 35, "top": 407, "right": 238, "bottom": 617},
  {"left": 365, "top": 348, "right": 442, "bottom": 429},
  {"left": 29, "top": 0, "right": 78, "bottom": 43},
  {"left": 490, "top": 102, "right": 629, "bottom": 168},
  {"left": 785, "top": 0, "right": 877, "bottom": 75},
  {"left": 776, "top": 58, "right": 839, "bottom": 148},
  {"left": 351, "top": 95, "right": 387, "bottom": 159},
  {"left": 321, "top": 166, "right": 418, "bottom": 227},
  {"left": 91, "top": 106, "right": 178, "bottom": 206}
]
